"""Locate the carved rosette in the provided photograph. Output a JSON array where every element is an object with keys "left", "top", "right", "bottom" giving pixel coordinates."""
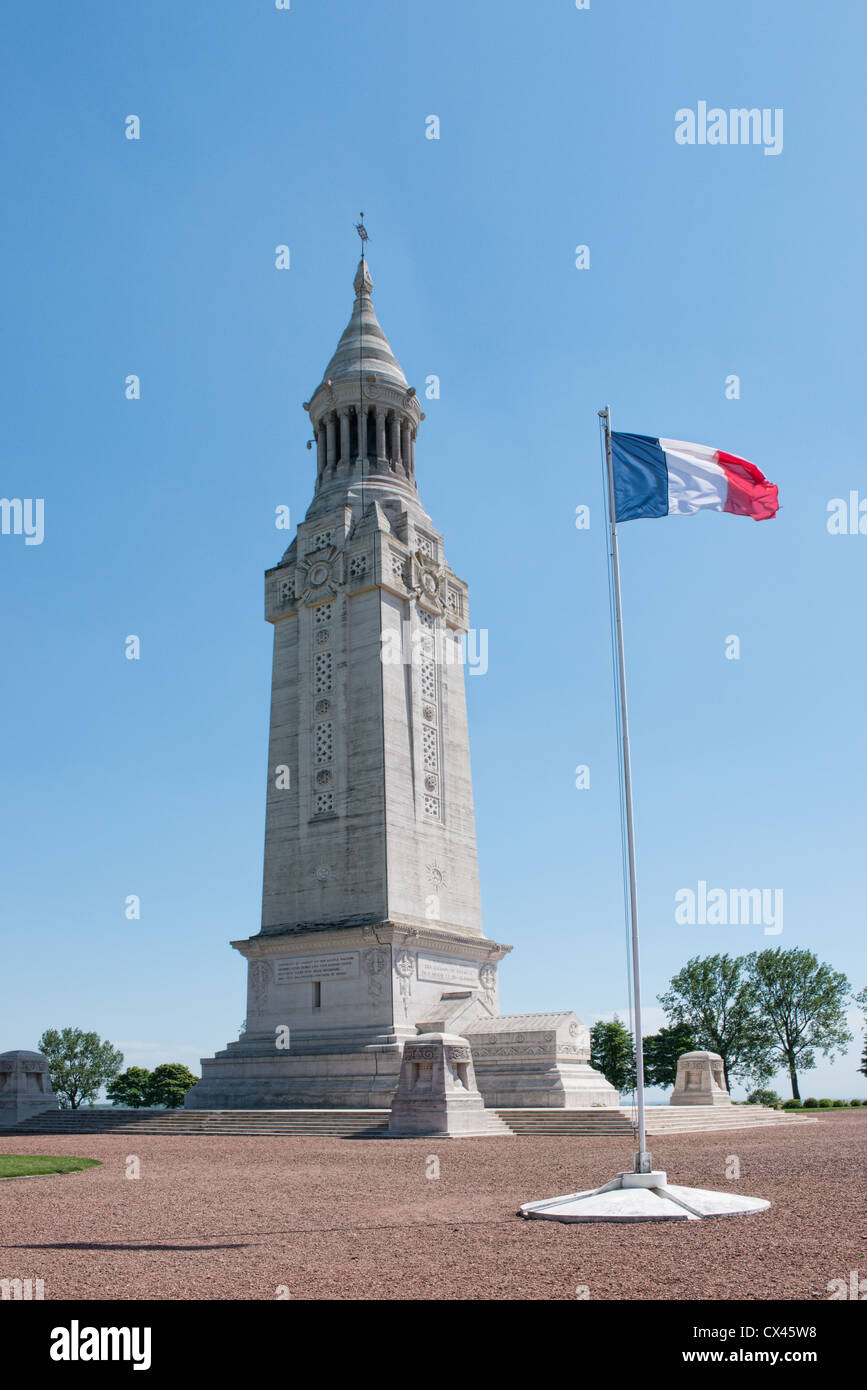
[
  {"left": 410, "top": 552, "right": 445, "bottom": 615},
  {"left": 298, "top": 545, "right": 345, "bottom": 605}
]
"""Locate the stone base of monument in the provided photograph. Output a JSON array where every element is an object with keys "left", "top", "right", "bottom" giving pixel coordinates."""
[
  {"left": 0, "top": 1050, "right": 59, "bottom": 1127},
  {"left": 520, "top": 1169, "right": 770, "bottom": 1223},
  {"left": 388, "top": 1032, "right": 505, "bottom": 1138},
  {"left": 184, "top": 1028, "right": 405, "bottom": 1110}
]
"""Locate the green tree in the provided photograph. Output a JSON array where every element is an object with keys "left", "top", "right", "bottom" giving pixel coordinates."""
[
  {"left": 642, "top": 1023, "right": 697, "bottom": 1088},
  {"left": 855, "top": 987, "right": 867, "bottom": 1080},
  {"left": 106, "top": 1067, "right": 153, "bottom": 1108},
  {"left": 745, "top": 948, "right": 852, "bottom": 1101},
  {"left": 38, "top": 1028, "right": 124, "bottom": 1109},
  {"left": 590, "top": 1017, "right": 636, "bottom": 1094},
  {"left": 658, "top": 953, "right": 773, "bottom": 1092},
  {"left": 145, "top": 1063, "right": 198, "bottom": 1109},
  {"left": 746, "top": 1088, "right": 781, "bottom": 1108}
]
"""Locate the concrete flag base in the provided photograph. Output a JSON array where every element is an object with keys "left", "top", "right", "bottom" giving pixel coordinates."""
[{"left": 519, "top": 1170, "right": 770, "bottom": 1223}]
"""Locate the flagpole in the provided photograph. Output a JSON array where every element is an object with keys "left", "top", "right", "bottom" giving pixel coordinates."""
[
  {"left": 599, "top": 405, "right": 651, "bottom": 1174},
  {"left": 518, "top": 415, "right": 772, "bottom": 1217}
]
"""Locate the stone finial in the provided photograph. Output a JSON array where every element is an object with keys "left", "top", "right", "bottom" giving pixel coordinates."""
[
  {"left": 353, "top": 257, "right": 373, "bottom": 299},
  {"left": 669, "top": 1049, "right": 732, "bottom": 1107}
]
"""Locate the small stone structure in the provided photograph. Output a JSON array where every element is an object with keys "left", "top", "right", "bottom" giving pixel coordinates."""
[
  {"left": 388, "top": 1032, "right": 491, "bottom": 1136},
  {"left": 462, "top": 1012, "right": 620, "bottom": 1109},
  {"left": 670, "top": 1050, "right": 732, "bottom": 1107},
  {"left": 0, "top": 1050, "right": 59, "bottom": 1126}
]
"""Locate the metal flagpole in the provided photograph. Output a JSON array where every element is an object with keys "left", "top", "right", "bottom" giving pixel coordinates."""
[
  {"left": 519, "top": 411, "right": 769, "bottom": 1217},
  {"left": 599, "top": 404, "right": 651, "bottom": 1174},
  {"left": 518, "top": 414, "right": 770, "bottom": 1218}
]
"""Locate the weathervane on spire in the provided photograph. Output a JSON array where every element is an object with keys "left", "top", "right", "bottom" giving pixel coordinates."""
[{"left": 355, "top": 212, "right": 369, "bottom": 260}]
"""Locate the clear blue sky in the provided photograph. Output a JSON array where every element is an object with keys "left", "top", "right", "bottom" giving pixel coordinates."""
[{"left": 2, "top": 1, "right": 865, "bottom": 1101}]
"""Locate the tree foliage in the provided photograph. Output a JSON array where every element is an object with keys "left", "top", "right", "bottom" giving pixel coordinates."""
[
  {"left": 38, "top": 1028, "right": 124, "bottom": 1109},
  {"left": 855, "top": 987, "right": 867, "bottom": 1080},
  {"left": 106, "top": 1067, "right": 153, "bottom": 1108},
  {"left": 147, "top": 1063, "right": 198, "bottom": 1109},
  {"left": 106, "top": 1063, "right": 198, "bottom": 1109},
  {"left": 590, "top": 1017, "right": 636, "bottom": 1093},
  {"left": 658, "top": 953, "right": 773, "bottom": 1091},
  {"left": 641, "top": 1023, "right": 697, "bottom": 1089},
  {"left": 745, "top": 948, "right": 852, "bottom": 1101},
  {"left": 746, "top": 1088, "right": 781, "bottom": 1108}
]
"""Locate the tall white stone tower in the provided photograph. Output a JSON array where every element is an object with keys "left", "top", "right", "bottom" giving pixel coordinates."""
[
  {"left": 188, "top": 253, "right": 511, "bottom": 1108},
  {"left": 187, "top": 250, "right": 617, "bottom": 1111}
]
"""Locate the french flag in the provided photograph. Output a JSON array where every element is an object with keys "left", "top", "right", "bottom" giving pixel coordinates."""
[{"left": 611, "top": 433, "right": 779, "bottom": 522}]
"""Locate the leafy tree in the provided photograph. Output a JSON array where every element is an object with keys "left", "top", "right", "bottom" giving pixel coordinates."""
[
  {"left": 38, "top": 1028, "right": 124, "bottom": 1109},
  {"left": 146, "top": 1063, "right": 198, "bottom": 1109},
  {"left": 746, "top": 1088, "right": 781, "bottom": 1108},
  {"left": 856, "top": 987, "right": 867, "bottom": 1080},
  {"left": 590, "top": 1017, "right": 636, "bottom": 1094},
  {"left": 106, "top": 1067, "right": 153, "bottom": 1108},
  {"left": 642, "top": 1023, "right": 697, "bottom": 1088},
  {"left": 745, "top": 948, "right": 852, "bottom": 1101},
  {"left": 658, "top": 953, "right": 773, "bottom": 1092}
]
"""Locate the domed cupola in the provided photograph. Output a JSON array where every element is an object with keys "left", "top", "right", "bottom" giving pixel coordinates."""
[{"left": 304, "top": 256, "right": 424, "bottom": 502}]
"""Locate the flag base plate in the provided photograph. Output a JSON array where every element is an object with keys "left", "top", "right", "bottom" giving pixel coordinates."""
[{"left": 519, "top": 1170, "right": 770, "bottom": 1223}]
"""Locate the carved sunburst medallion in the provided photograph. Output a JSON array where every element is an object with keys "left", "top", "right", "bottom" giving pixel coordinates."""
[
  {"left": 298, "top": 545, "right": 344, "bottom": 604},
  {"left": 411, "top": 552, "right": 445, "bottom": 614}
]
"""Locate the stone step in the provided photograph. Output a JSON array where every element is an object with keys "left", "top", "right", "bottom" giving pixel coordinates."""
[
  {"left": 641, "top": 1106, "right": 812, "bottom": 1134},
  {"left": 1, "top": 1109, "right": 391, "bottom": 1137},
  {"left": 495, "top": 1109, "right": 635, "bottom": 1136},
  {"left": 1, "top": 1105, "right": 814, "bottom": 1139}
]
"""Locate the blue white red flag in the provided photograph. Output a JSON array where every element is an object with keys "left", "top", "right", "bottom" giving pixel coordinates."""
[{"left": 611, "top": 433, "right": 779, "bottom": 522}]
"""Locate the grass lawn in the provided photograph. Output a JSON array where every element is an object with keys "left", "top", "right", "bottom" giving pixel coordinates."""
[{"left": 0, "top": 1154, "right": 102, "bottom": 1179}]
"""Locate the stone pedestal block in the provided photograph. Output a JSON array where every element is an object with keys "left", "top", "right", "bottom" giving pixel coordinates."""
[
  {"left": 462, "top": 1013, "right": 620, "bottom": 1109},
  {"left": 388, "top": 1032, "right": 491, "bottom": 1136},
  {"left": 670, "top": 1050, "right": 732, "bottom": 1107},
  {"left": 0, "top": 1050, "right": 59, "bottom": 1126}
]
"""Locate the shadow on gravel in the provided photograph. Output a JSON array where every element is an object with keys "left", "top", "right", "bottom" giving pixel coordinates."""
[{"left": 3, "top": 1242, "right": 248, "bottom": 1251}]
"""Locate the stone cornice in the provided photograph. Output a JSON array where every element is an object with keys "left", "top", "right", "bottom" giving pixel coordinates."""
[{"left": 233, "top": 919, "right": 512, "bottom": 960}]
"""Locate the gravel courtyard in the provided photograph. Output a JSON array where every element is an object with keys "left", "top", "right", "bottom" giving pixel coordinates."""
[{"left": 1, "top": 1114, "right": 863, "bottom": 1301}]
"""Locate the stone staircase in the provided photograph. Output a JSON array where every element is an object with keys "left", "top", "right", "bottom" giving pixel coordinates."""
[
  {"left": 1, "top": 1108, "right": 392, "bottom": 1138},
  {"left": 0, "top": 1104, "right": 813, "bottom": 1139},
  {"left": 641, "top": 1105, "right": 813, "bottom": 1135},
  {"left": 494, "top": 1109, "right": 636, "bottom": 1136}
]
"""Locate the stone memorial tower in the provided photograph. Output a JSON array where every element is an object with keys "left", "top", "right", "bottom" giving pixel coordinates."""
[{"left": 186, "top": 250, "right": 616, "bottom": 1111}]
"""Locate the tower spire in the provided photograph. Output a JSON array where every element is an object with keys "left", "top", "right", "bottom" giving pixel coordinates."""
[{"left": 306, "top": 239, "right": 422, "bottom": 508}]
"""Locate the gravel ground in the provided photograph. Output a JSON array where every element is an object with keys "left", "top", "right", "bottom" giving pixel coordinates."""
[{"left": 0, "top": 1114, "right": 864, "bottom": 1301}]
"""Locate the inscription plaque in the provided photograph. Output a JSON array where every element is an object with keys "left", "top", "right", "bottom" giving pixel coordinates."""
[
  {"left": 274, "top": 952, "right": 359, "bottom": 984},
  {"left": 416, "top": 954, "right": 480, "bottom": 988}
]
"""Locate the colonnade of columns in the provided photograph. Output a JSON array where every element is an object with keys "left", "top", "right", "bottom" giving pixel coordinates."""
[{"left": 314, "top": 405, "right": 416, "bottom": 485}]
